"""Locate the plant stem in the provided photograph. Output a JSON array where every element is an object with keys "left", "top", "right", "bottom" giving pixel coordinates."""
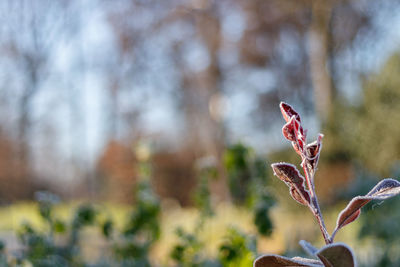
[
  {"left": 312, "top": 195, "right": 331, "bottom": 244},
  {"left": 302, "top": 162, "right": 331, "bottom": 244},
  {"left": 329, "top": 229, "right": 338, "bottom": 244}
]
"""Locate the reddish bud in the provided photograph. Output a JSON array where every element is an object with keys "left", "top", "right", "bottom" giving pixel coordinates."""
[{"left": 305, "top": 134, "right": 323, "bottom": 170}]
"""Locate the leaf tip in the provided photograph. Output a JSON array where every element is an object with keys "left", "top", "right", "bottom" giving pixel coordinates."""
[{"left": 279, "top": 102, "right": 301, "bottom": 123}]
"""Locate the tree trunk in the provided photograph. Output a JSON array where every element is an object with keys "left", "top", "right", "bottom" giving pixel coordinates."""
[{"left": 308, "top": 1, "right": 335, "bottom": 122}]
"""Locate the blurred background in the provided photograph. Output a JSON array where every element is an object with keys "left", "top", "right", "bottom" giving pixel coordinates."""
[{"left": 1, "top": 0, "right": 400, "bottom": 266}]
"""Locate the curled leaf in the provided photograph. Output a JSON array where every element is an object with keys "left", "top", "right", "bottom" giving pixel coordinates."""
[
  {"left": 282, "top": 116, "right": 305, "bottom": 144},
  {"left": 316, "top": 243, "right": 355, "bottom": 267},
  {"left": 254, "top": 254, "right": 323, "bottom": 267},
  {"left": 280, "top": 103, "right": 306, "bottom": 157},
  {"left": 271, "top": 163, "right": 310, "bottom": 206},
  {"left": 282, "top": 116, "right": 297, "bottom": 141},
  {"left": 280, "top": 102, "right": 301, "bottom": 123},
  {"left": 305, "top": 134, "right": 323, "bottom": 171},
  {"left": 292, "top": 116, "right": 304, "bottom": 137},
  {"left": 292, "top": 140, "right": 304, "bottom": 156},
  {"left": 334, "top": 178, "right": 400, "bottom": 235}
]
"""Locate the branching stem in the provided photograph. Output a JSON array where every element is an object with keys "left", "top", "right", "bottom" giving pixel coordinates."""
[{"left": 329, "top": 229, "right": 338, "bottom": 244}]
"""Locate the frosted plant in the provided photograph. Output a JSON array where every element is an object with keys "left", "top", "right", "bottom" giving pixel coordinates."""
[{"left": 254, "top": 102, "right": 400, "bottom": 267}]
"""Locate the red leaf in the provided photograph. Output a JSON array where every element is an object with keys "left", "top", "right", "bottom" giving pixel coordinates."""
[
  {"left": 271, "top": 163, "right": 310, "bottom": 206},
  {"left": 280, "top": 103, "right": 306, "bottom": 156},
  {"left": 293, "top": 118, "right": 304, "bottom": 137},
  {"left": 283, "top": 119, "right": 305, "bottom": 155},
  {"left": 305, "top": 134, "right": 323, "bottom": 170},
  {"left": 290, "top": 186, "right": 311, "bottom": 206},
  {"left": 335, "top": 208, "right": 362, "bottom": 232},
  {"left": 280, "top": 102, "right": 301, "bottom": 123},
  {"left": 334, "top": 179, "right": 400, "bottom": 234},
  {"left": 282, "top": 116, "right": 297, "bottom": 141},
  {"left": 292, "top": 142, "right": 303, "bottom": 155},
  {"left": 296, "top": 137, "right": 305, "bottom": 152},
  {"left": 306, "top": 134, "right": 323, "bottom": 158}
]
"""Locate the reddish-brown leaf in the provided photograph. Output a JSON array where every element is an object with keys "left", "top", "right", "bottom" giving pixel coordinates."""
[
  {"left": 305, "top": 134, "right": 323, "bottom": 170},
  {"left": 282, "top": 116, "right": 296, "bottom": 141},
  {"left": 280, "top": 102, "right": 301, "bottom": 123},
  {"left": 254, "top": 254, "right": 323, "bottom": 267},
  {"left": 271, "top": 163, "right": 310, "bottom": 205},
  {"left": 271, "top": 163, "right": 304, "bottom": 185},
  {"left": 293, "top": 117, "right": 304, "bottom": 137},
  {"left": 298, "top": 241, "right": 356, "bottom": 267},
  {"left": 296, "top": 137, "right": 305, "bottom": 152},
  {"left": 290, "top": 186, "right": 311, "bottom": 206},
  {"left": 306, "top": 134, "right": 323, "bottom": 158},
  {"left": 334, "top": 178, "right": 400, "bottom": 233},
  {"left": 316, "top": 243, "right": 355, "bottom": 267},
  {"left": 292, "top": 141, "right": 303, "bottom": 155},
  {"left": 342, "top": 209, "right": 361, "bottom": 227}
]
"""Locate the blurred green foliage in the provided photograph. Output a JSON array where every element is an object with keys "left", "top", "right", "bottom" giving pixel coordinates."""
[
  {"left": 113, "top": 181, "right": 161, "bottom": 266},
  {"left": 0, "top": 240, "right": 7, "bottom": 266},
  {"left": 170, "top": 227, "right": 209, "bottom": 267},
  {"left": 169, "top": 225, "right": 258, "bottom": 267},
  {"left": 9, "top": 178, "right": 161, "bottom": 267},
  {"left": 16, "top": 192, "right": 97, "bottom": 266},
  {"left": 218, "top": 228, "right": 256, "bottom": 267},
  {"left": 193, "top": 165, "right": 216, "bottom": 218},
  {"left": 0, "top": 143, "right": 275, "bottom": 266},
  {"left": 253, "top": 193, "right": 274, "bottom": 237},
  {"left": 349, "top": 54, "right": 400, "bottom": 175},
  {"left": 224, "top": 144, "right": 252, "bottom": 205},
  {"left": 170, "top": 143, "right": 273, "bottom": 266},
  {"left": 330, "top": 54, "right": 400, "bottom": 175},
  {"left": 224, "top": 144, "right": 275, "bottom": 236}
]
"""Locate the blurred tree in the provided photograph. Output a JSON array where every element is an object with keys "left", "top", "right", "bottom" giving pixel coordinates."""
[
  {"left": 348, "top": 53, "right": 400, "bottom": 175},
  {"left": 237, "top": 0, "right": 375, "bottom": 123},
  {"left": 103, "top": 0, "right": 388, "bottom": 142},
  {"left": 0, "top": 0, "right": 75, "bottom": 198},
  {"left": 152, "top": 149, "right": 197, "bottom": 206},
  {"left": 96, "top": 140, "right": 137, "bottom": 203},
  {"left": 99, "top": 0, "right": 400, "bottom": 204},
  {"left": 0, "top": 130, "right": 22, "bottom": 202}
]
